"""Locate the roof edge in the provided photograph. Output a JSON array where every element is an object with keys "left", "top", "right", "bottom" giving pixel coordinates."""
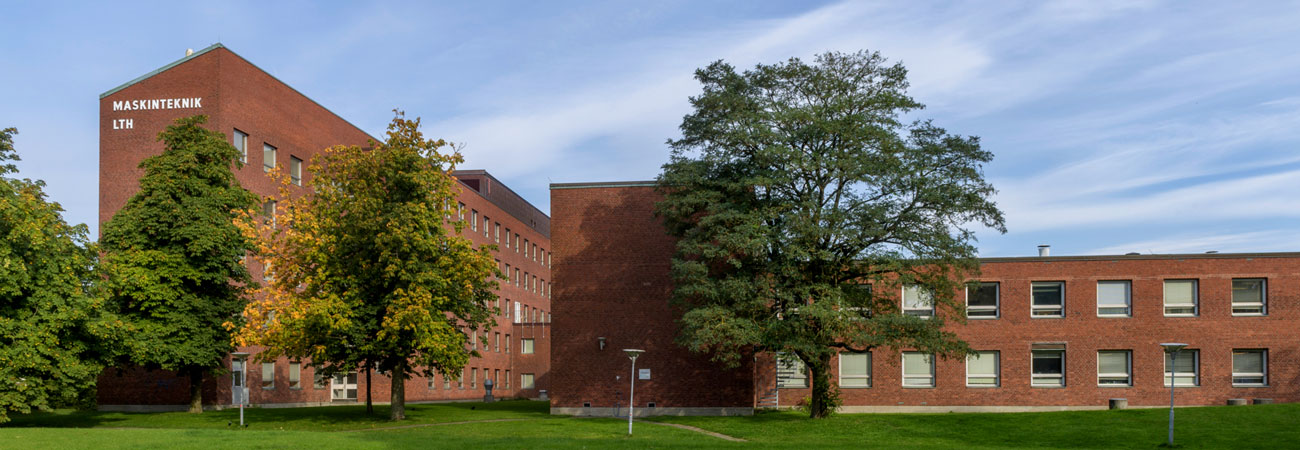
[
  {"left": 980, "top": 251, "right": 1300, "bottom": 263},
  {"left": 550, "top": 181, "right": 657, "bottom": 190},
  {"left": 100, "top": 43, "right": 226, "bottom": 99}
]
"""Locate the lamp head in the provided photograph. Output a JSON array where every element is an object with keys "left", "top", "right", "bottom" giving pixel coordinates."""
[
  {"left": 1160, "top": 343, "right": 1188, "bottom": 354},
  {"left": 623, "top": 349, "right": 644, "bottom": 361}
]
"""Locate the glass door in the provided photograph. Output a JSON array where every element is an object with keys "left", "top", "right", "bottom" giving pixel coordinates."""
[{"left": 331, "top": 372, "right": 358, "bottom": 401}]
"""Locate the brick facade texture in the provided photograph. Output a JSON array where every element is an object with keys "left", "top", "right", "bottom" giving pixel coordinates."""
[
  {"left": 549, "top": 184, "right": 1300, "bottom": 410},
  {"left": 96, "top": 45, "right": 551, "bottom": 407}
]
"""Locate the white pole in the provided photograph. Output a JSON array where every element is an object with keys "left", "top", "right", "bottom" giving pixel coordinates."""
[
  {"left": 628, "top": 356, "right": 636, "bottom": 435},
  {"left": 1167, "top": 352, "right": 1176, "bottom": 446},
  {"left": 240, "top": 364, "right": 246, "bottom": 427}
]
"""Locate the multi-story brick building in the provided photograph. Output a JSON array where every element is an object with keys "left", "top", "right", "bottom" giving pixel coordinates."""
[
  {"left": 96, "top": 44, "right": 551, "bottom": 410},
  {"left": 549, "top": 181, "right": 1298, "bottom": 415}
]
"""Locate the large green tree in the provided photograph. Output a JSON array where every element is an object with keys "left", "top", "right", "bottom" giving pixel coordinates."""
[
  {"left": 235, "top": 113, "right": 499, "bottom": 421},
  {"left": 101, "top": 116, "right": 260, "bottom": 413},
  {"left": 0, "top": 128, "right": 121, "bottom": 422},
  {"left": 656, "top": 51, "right": 1006, "bottom": 418}
]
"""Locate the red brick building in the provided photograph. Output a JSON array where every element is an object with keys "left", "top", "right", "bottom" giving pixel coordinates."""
[
  {"left": 97, "top": 44, "right": 551, "bottom": 410},
  {"left": 550, "top": 182, "right": 1299, "bottom": 415}
]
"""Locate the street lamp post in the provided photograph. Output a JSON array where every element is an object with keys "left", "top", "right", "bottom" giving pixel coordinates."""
[
  {"left": 623, "top": 349, "right": 644, "bottom": 436},
  {"left": 1160, "top": 343, "right": 1187, "bottom": 447},
  {"left": 231, "top": 352, "right": 250, "bottom": 427}
]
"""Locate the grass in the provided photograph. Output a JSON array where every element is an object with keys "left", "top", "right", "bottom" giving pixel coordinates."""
[{"left": 3, "top": 401, "right": 1298, "bottom": 449}]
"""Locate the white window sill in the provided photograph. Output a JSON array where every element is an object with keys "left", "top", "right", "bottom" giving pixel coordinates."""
[
  {"left": 1031, "top": 385, "right": 1067, "bottom": 388},
  {"left": 902, "top": 385, "right": 935, "bottom": 389},
  {"left": 1231, "top": 313, "right": 1267, "bottom": 317},
  {"left": 1231, "top": 384, "right": 1269, "bottom": 388},
  {"left": 965, "top": 384, "right": 1000, "bottom": 388},
  {"left": 1163, "top": 385, "right": 1200, "bottom": 388},
  {"left": 1031, "top": 315, "right": 1065, "bottom": 319},
  {"left": 1097, "top": 314, "right": 1130, "bottom": 318},
  {"left": 967, "top": 316, "right": 1000, "bottom": 320},
  {"left": 839, "top": 386, "right": 872, "bottom": 389},
  {"left": 1163, "top": 314, "right": 1198, "bottom": 318}
]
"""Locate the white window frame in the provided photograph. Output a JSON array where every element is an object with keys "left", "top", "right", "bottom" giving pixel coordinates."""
[
  {"left": 1231, "top": 278, "right": 1267, "bottom": 316},
  {"left": 521, "top": 373, "right": 535, "bottom": 389},
  {"left": 902, "top": 285, "right": 934, "bottom": 318},
  {"left": 1163, "top": 279, "right": 1199, "bottom": 317},
  {"left": 1031, "top": 281, "right": 1065, "bottom": 318},
  {"left": 233, "top": 129, "right": 248, "bottom": 164},
  {"left": 1232, "top": 349, "right": 1267, "bottom": 387},
  {"left": 1031, "top": 347, "right": 1066, "bottom": 387},
  {"left": 966, "top": 351, "right": 1000, "bottom": 387},
  {"left": 966, "top": 282, "right": 999, "bottom": 319},
  {"left": 521, "top": 338, "right": 535, "bottom": 354},
  {"left": 263, "top": 143, "right": 276, "bottom": 172},
  {"left": 902, "top": 352, "right": 935, "bottom": 388},
  {"left": 1096, "top": 280, "right": 1131, "bottom": 317},
  {"left": 471, "top": 210, "right": 478, "bottom": 231},
  {"left": 838, "top": 352, "right": 871, "bottom": 388},
  {"left": 1096, "top": 350, "right": 1132, "bottom": 387},
  {"left": 777, "top": 353, "right": 808, "bottom": 388},
  {"left": 262, "top": 362, "right": 275, "bottom": 389},
  {"left": 1164, "top": 349, "right": 1200, "bottom": 387},
  {"left": 289, "top": 156, "right": 303, "bottom": 186},
  {"left": 288, "top": 362, "right": 302, "bottom": 389}
]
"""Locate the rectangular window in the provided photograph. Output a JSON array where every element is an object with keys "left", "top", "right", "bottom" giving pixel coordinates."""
[
  {"left": 494, "top": 332, "right": 501, "bottom": 352},
  {"left": 515, "top": 269, "right": 520, "bottom": 286},
  {"left": 470, "top": 367, "right": 477, "bottom": 389},
  {"left": 262, "top": 362, "right": 275, "bottom": 389},
  {"left": 777, "top": 354, "right": 808, "bottom": 388},
  {"left": 290, "top": 156, "right": 303, "bottom": 186},
  {"left": 521, "top": 338, "right": 535, "bottom": 354},
  {"left": 1164, "top": 349, "right": 1199, "bottom": 387},
  {"left": 524, "top": 239, "right": 530, "bottom": 258},
  {"left": 263, "top": 200, "right": 277, "bottom": 227},
  {"left": 504, "top": 228, "right": 511, "bottom": 248},
  {"left": 314, "top": 371, "right": 328, "bottom": 389},
  {"left": 494, "top": 369, "right": 500, "bottom": 387},
  {"left": 233, "top": 129, "right": 248, "bottom": 163},
  {"left": 505, "top": 334, "right": 511, "bottom": 353},
  {"left": 428, "top": 375, "right": 437, "bottom": 390},
  {"left": 1163, "top": 280, "right": 1198, "bottom": 316},
  {"left": 505, "top": 370, "right": 511, "bottom": 389},
  {"left": 839, "top": 352, "right": 871, "bottom": 388},
  {"left": 521, "top": 373, "right": 535, "bottom": 389},
  {"left": 1031, "top": 282, "right": 1065, "bottom": 317},
  {"left": 515, "top": 234, "right": 520, "bottom": 252},
  {"left": 471, "top": 210, "right": 478, "bottom": 231},
  {"left": 902, "top": 352, "right": 935, "bottom": 387},
  {"left": 514, "top": 302, "right": 522, "bottom": 323},
  {"left": 444, "top": 373, "right": 451, "bottom": 390},
  {"left": 1232, "top": 278, "right": 1267, "bottom": 315},
  {"left": 289, "top": 362, "right": 301, "bottom": 389},
  {"left": 1097, "top": 350, "right": 1132, "bottom": 386},
  {"left": 457, "top": 369, "right": 464, "bottom": 389},
  {"left": 1031, "top": 346, "right": 1065, "bottom": 387},
  {"left": 263, "top": 144, "right": 276, "bottom": 172},
  {"left": 902, "top": 285, "right": 934, "bottom": 318},
  {"left": 966, "top": 351, "right": 999, "bottom": 387},
  {"left": 494, "top": 223, "right": 500, "bottom": 243},
  {"left": 967, "top": 282, "right": 999, "bottom": 318},
  {"left": 1097, "top": 281, "right": 1131, "bottom": 317},
  {"left": 458, "top": 203, "right": 465, "bottom": 221},
  {"left": 1232, "top": 349, "right": 1267, "bottom": 386}
]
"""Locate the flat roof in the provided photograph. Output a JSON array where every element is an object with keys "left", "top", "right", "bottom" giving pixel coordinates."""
[{"left": 550, "top": 181, "right": 657, "bottom": 189}]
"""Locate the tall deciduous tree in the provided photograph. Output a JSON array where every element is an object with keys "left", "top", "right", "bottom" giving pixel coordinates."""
[
  {"left": 234, "top": 113, "right": 498, "bottom": 421},
  {"left": 0, "top": 128, "right": 121, "bottom": 422},
  {"left": 101, "top": 116, "right": 260, "bottom": 413},
  {"left": 656, "top": 51, "right": 1006, "bottom": 418}
]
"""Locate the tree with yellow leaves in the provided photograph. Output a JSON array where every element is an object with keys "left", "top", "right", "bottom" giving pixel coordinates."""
[{"left": 233, "top": 112, "right": 498, "bottom": 421}]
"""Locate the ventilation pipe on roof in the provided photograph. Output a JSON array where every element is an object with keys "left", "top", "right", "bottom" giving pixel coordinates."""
[
  {"left": 186, "top": 48, "right": 194, "bottom": 56},
  {"left": 1038, "top": 245, "right": 1050, "bottom": 257}
]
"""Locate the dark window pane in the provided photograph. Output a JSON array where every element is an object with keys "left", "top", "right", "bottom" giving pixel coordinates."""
[{"left": 969, "top": 283, "right": 998, "bottom": 307}]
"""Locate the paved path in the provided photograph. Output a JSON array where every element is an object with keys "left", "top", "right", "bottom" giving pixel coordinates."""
[{"left": 639, "top": 420, "right": 747, "bottom": 442}]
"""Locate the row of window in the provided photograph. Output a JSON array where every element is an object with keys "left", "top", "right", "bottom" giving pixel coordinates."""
[
  {"left": 468, "top": 331, "right": 537, "bottom": 354},
  {"left": 498, "top": 261, "right": 552, "bottom": 299},
  {"left": 902, "top": 278, "right": 1269, "bottom": 319},
  {"left": 254, "top": 363, "right": 538, "bottom": 391},
  {"left": 233, "top": 129, "right": 302, "bottom": 186},
  {"left": 459, "top": 203, "right": 551, "bottom": 269},
  {"left": 497, "top": 298, "right": 550, "bottom": 323},
  {"left": 779, "top": 348, "right": 1270, "bottom": 389}
]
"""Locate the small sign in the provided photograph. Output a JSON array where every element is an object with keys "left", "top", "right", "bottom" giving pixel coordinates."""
[{"left": 638, "top": 369, "right": 651, "bottom": 380}]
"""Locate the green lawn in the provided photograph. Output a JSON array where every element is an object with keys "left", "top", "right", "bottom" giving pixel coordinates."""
[{"left": 3, "top": 401, "right": 1298, "bottom": 449}]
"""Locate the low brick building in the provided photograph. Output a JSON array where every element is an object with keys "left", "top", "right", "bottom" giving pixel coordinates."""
[
  {"left": 549, "top": 181, "right": 1299, "bottom": 415},
  {"left": 97, "top": 44, "right": 551, "bottom": 410}
]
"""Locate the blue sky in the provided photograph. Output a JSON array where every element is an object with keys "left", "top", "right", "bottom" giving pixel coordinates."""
[{"left": 2, "top": 0, "right": 1298, "bottom": 257}]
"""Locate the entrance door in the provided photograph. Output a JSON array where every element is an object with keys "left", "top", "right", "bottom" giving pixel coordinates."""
[{"left": 331, "top": 372, "right": 358, "bottom": 401}]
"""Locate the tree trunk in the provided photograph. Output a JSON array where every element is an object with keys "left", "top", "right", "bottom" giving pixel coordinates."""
[
  {"left": 365, "top": 367, "right": 373, "bottom": 415},
  {"left": 188, "top": 368, "right": 204, "bottom": 414},
  {"left": 807, "top": 354, "right": 833, "bottom": 419},
  {"left": 389, "top": 361, "right": 407, "bottom": 421}
]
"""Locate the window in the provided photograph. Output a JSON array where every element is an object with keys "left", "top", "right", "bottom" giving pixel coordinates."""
[
  {"left": 471, "top": 210, "right": 478, "bottom": 231},
  {"left": 263, "top": 144, "right": 276, "bottom": 172},
  {"left": 444, "top": 373, "right": 451, "bottom": 390},
  {"left": 1097, "top": 281, "right": 1131, "bottom": 317},
  {"left": 777, "top": 354, "right": 808, "bottom": 388},
  {"left": 505, "top": 300, "right": 512, "bottom": 318},
  {"left": 1163, "top": 280, "right": 1198, "bottom": 316},
  {"left": 1164, "top": 349, "right": 1199, "bottom": 387},
  {"left": 483, "top": 216, "right": 490, "bottom": 238},
  {"left": 515, "top": 268, "right": 521, "bottom": 286},
  {"left": 902, "top": 352, "right": 934, "bottom": 387},
  {"left": 457, "top": 202, "right": 465, "bottom": 221},
  {"left": 494, "top": 369, "right": 500, "bottom": 388},
  {"left": 514, "top": 302, "right": 522, "bottom": 323},
  {"left": 262, "top": 362, "right": 275, "bottom": 389},
  {"left": 521, "top": 373, "right": 535, "bottom": 389},
  {"left": 289, "top": 362, "right": 301, "bottom": 389},
  {"left": 494, "top": 332, "right": 501, "bottom": 352},
  {"left": 1097, "top": 351, "right": 1131, "bottom": 386},
  {"left": 290, "top": 156, "right": 303, "bottom": 186},
  {"left": 902, "top": 285, "right": 934, "bottom": 318},
  {"left": 470, "top": 367, "right": 477, "bottom": 389},
  {"left": 1031, "top": 282, "right": 1065, "bottom": 317},
  {"left": 263, "top": 200, "right": 277, "bottom": 227},
  {"left": 967, "top": 282, "right": 999, "bottom": 318},
  {"left": 521, "top": 338, "right": 535, "bottom": 354},
  {"left": 839, "top": 352, "right": 871, "bottom": 388},
  {"left": 457, "top": 369, "right": 464, "bottom": 389},
  {"left": 494, "top": 223, "right": 500, "bottom": 243},
  {"left": 1031, "top": 346, "right": 1065, "bottom": 387},
  {"left": 515, "top": 234, "right": 520, "bottom": 252},
  {"left": 1232, "top": 278, "right": 1267, "bottom": 315},
  {"left": 504, "top": 228, "right": 511, "bottom": 248},
  {"left": 505, "top": 334, "right": 511, "bottom": 353},
  {"left": 313, "top": 371, "right": 328, "bottom": 389},
  {"left": 1232, "top": 350, "right": 1267, "bottom": 386},
  {"left": 966, "top": 351, "right": 999, "bottom": 387},
  {"left": 428, "top": 375, "right": 437, "bottom": 390},
  {"left": 505, "top": 370, "right": 511, "bottom": 389},
  {"left": 233, "top": 129, "right": 248, "bottom": 163}
]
